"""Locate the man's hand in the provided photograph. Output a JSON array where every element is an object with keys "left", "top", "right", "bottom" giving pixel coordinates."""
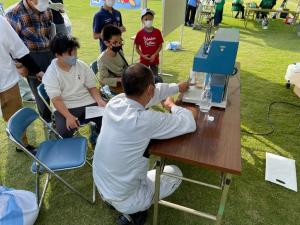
[
  {"left": 36, "top": 71, "right": 44, "bottom": 81},
  {"left": 162, "top": 97, "right": 175, "bottom": 111},
  {"left": 66, "top": 114, "right": 80, "bottom": 130},
  {"left": 149, "top": 54, "right": 156, "bottom": 63},
  {"left": 178, "top": 82, "right": 189, "bottom": 93},
  {"left": 119, "top": 26, "right": 126, "bottom": 32},
  {"left": 15, "top": 62, "right": 28, "bottom": 77}
]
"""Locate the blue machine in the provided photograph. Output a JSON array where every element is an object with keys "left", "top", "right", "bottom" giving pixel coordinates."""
[{"left": 193, "top": 28, "right": 239, "bottom": 104}]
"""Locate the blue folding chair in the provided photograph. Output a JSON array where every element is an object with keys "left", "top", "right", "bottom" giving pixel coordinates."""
[{"left": 6, "top": 108, "right": 95, "bottom": 208}]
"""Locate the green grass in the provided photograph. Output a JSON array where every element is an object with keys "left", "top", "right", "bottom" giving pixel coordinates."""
[{"left": 1, "top": 0, "right": 300, "bottom": 224}]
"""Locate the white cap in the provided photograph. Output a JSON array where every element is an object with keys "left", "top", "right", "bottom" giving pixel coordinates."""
[{"left": 141, "top": 8, "right": 155, "bottom": 18}]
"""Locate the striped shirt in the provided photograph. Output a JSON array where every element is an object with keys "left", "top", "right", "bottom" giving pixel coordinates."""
[{"left": 5, "top": 0, "right": 53, "bottom": 51}]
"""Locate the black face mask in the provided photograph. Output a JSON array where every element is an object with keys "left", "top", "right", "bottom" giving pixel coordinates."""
[{"left": 111, "top": 45, "right": 122, "bottom": 53}]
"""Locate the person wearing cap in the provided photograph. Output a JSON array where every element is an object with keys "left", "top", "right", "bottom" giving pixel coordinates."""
[
  {"left": 93, "top": 0, "right": 126, "bottom": 52},
  {"left": 93, "top": 63, "right": 196, "bottom": 225},
  {"left": 134, "top": 8, "right": 163, "bottom": 84}
]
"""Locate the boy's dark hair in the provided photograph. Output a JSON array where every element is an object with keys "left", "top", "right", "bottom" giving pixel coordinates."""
[
  {"left": 102, "top": 24, "right": 122, "bottom": 42},
  {"left": 50, "top": 34, "right": 80, "bottom": 56},
  {"left": 122, "top": 63, "right": 154, "bottom": 96}
]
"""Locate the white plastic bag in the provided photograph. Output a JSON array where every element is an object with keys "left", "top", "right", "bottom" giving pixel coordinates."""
[{"left": 0, "top": 186, "right": 38, "bottom": 225}]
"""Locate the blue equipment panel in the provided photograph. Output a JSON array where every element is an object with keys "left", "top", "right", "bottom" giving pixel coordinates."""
[{"left": 193, "top": 28, "right": 239, "bottom": 75}]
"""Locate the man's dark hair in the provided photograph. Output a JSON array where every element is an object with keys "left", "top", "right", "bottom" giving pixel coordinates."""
[
  {"left": 50, "top": 34, "right": 80, "bottom": 56},
  {"left": 122, "top": 63, "right": 154, "bottom": 96},
  {"left": 102, "top": 24, "right": 122, "bottom": 42}
]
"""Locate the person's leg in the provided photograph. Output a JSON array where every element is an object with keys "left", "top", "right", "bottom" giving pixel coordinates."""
[
  {"left": 214, "top": 10, "right": 221, "bottom": 26},
  {"left": 185, "top": 5, "right": 191, "bottom": 24},
  {"left": 54, "top": 110, "right": 75, "bottom": 138},
  {"left": 241, "top": 5, "right": 245, "bottom": 18},
  {"left": 1, "top": 84, "right": 28, "bottom": 145},
  {"left": 220, "top": 8, "right": 224, "bottom": 23},
  {"left": 147, "top": 165, "right": 182, "bottom": 201},
  {"left": 149, "top": 65, "right": 163, "bottom": 83},
  {"left": 190, "top": 6, "right": 197, "bottom": 25},
  {"left": 27, "top": 77, "right": 52, "bottom": 122},
  {"left": 28, "top": 51, "right": 54, "bottom": 122}
]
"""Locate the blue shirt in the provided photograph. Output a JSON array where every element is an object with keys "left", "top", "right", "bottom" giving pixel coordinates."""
[
  {"left": 93, "top": 7, "right": 123, "bottom": 52},
  {"left": 188, "top": 0, "right": 197, "bottom": 7}
]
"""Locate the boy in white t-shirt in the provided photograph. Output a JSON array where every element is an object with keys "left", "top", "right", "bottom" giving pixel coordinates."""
[{"left": 42, "top": 34, "right": 106, "bottom": 138}]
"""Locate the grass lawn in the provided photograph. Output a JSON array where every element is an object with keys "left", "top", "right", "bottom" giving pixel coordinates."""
[{"left": 1, "top": 0, "right": 300, "bottom": 224}]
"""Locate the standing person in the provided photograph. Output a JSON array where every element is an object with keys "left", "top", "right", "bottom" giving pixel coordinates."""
[
  {"left": 232, "top": 0, "right": 245, "bottom": 19},
  {"left": 214, "top": 0, "right": 225, "bottom": 27},
  {"left": 134, "top": 8, "right": 163, "bottom": 84},
  {"left": 185, "top": 0, "right": 199, "bottom": 26},
  {"left": 6, "top": 0, "right": 54, "bottom": 123},
  {"left": 93, "top": 0, "right": 126, "bottom": 52},
  {"left": 93, "top": 63, "right": 196, "bottom": 225},
  {"left": 0, "top": 15, "right": 43, "bottom": 153}
]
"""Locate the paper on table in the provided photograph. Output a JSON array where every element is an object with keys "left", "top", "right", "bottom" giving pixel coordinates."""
[
  {"left": 85, "top": 106, "right": 105, "bottom": 119},
  {"left": 265, "top": 152, "right": 297, "bottom": 192}
]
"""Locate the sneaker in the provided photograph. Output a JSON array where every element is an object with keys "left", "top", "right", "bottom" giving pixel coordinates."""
[
  {"left": 16, "top": 145, "right": 37, "bottom": 155},
  {"left": 117, "top": 215, "right": 134, "bottom": 225}
]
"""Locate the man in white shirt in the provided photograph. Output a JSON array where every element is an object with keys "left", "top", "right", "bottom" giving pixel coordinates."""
[
  {"left": 42, "top": 34, "right": 106, "bottom": 138},
  {"left": 0, "top": 15, "right": 43, "bottom": 153},
  {"left": 93, "top": 63, "right": 196, "bottom": 225}
]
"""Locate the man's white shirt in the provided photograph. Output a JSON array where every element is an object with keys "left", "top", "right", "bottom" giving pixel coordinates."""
[
  {"left": 93, "top": 83, "right": 196, "bottom": 203},
  {"left": 0, "top": 15, "right": 29, "bottom": 92}
]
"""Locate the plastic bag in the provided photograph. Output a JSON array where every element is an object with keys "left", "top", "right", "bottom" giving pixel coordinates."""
[{"left": 0, "top": 186, "right": 38, "bottom": 225}]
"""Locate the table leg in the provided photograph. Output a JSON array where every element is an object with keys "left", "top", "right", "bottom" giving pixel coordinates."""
[
  {"left": 153, "top": 158, "right": 162, "bottom": 225},
  {"left": 215, "top": 173, "right": 232, "bottom": 225},
  {"left": 244, "top": 10, "right": 248, "bottom": 28}
]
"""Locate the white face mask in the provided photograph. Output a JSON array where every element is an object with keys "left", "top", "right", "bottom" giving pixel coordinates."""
[
  {"left": 144, "top": 20, "right": 153, "bottom": 28},
  {"left": 106, "top": 0, "right": 115, "bottom": 7},
  {"left": 34, "top": 0, "right": 49, "bottom": 12}
]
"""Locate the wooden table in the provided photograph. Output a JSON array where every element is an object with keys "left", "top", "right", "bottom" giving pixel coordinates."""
[
  {"left": 244, "top": 7, "right": 300, "bottom": 28},
  {"left": 150, "top": 66, "right": 241, "bottom": 225}
]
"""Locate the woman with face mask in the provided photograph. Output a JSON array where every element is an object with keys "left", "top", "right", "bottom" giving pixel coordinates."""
[
  {"left": 93, "top": 0, "right": 126, "bottom": 52},
  {"left": 42, "top": 34, "right": 106, "bottom": 139},
  {"left": 134, "top": 8, "right": 164, "bottom": 84},
  {"left": 98, "top": 25, "right": 128, "bottom": 95}
]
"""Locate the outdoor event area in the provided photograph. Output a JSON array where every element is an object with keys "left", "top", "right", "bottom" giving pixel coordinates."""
[{"left": 0, "top": 0, "right": 300, "bottom": 224}]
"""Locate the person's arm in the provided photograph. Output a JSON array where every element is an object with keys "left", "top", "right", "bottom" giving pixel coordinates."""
[
  {"left": 83, "top": 61, "right": 107, "bottom": 106},
  {"left": 146, "top": 82, "right": 189, "bottom": 108},
  {"left": 118, "top": 12, "right": 126, "bottom": 32},
  {"left": 52, "top": 96, "right": 80, "bottom": 130},
  {"left": 98, "top": 59, "right": 120, "bottom": 87},
  {"left": 88, "top": 87, "right": 107, "bottom": 107},
  {"left": 135, "top": 44, "right": 151, "bottom": 61},
  {"left": 149, "top": 44, "right": 162, "bottom": 63},
  {"left": 17, "top": 54, "right": 44, "bottom": 79},
  {"left": 93, "top": 13, "right": 103, "bottom": 40},
  {"left": 148, "top": 97, "right": 196, "bottom": 140}
]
